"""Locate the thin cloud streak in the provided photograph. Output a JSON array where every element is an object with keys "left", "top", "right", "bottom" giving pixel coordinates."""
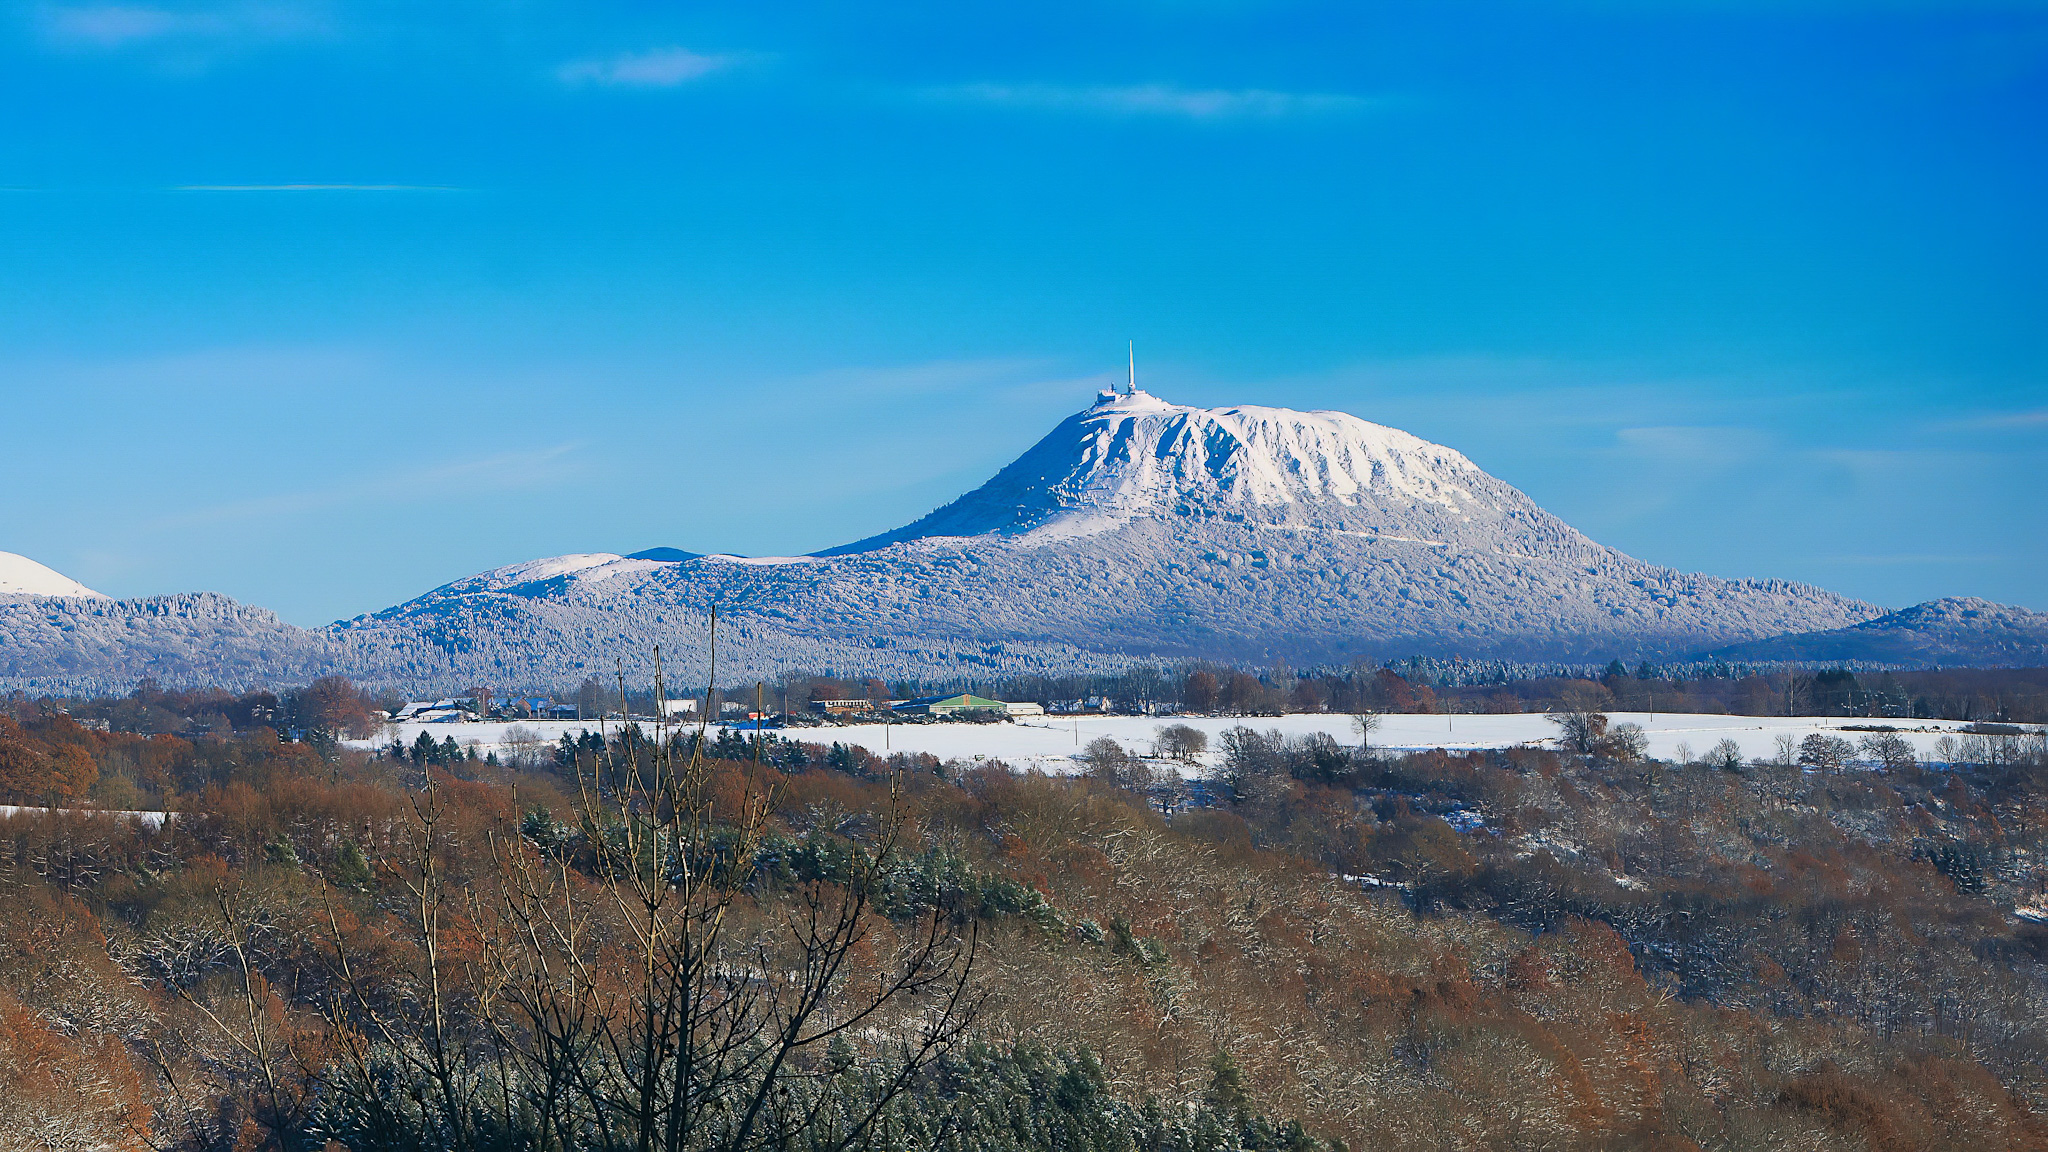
[
  {"left": 1614, "top": 425, "right": 1775, "bottom": 466},
  {"left": 556, "top": 47, "right": 732, "bottom": 87},
  {"left": 1944, "top": 407, "right": 2048, "bottom": 430},
  {"left": 171, "top": 184, "right": 459, "bottom": 191},
  {"left": 149, "top": 443, "right": 587, "bottom": 531},
  {"left": 939, "top": 82, "right": 1382, "bottom": 118},
  {"left": 37, "top": 1, "right": 330, "bottom": 49},
  {"left": 1817, "top": 553, "right": 2006, "bottom": 566},
  {"left": 41, "top": 4, "right": 182, "bottom": 46}
]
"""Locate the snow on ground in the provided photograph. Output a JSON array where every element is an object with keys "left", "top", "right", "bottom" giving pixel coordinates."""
[
  {"left": 348, "top": 712, "right": 1993, "bottom": 776},
  {"left": 0, "top": 804, "right": 171, "bottom": 828}
]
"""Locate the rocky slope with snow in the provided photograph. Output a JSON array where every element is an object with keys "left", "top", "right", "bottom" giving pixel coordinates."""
[{"left": 1, "top": 390, "right": 1904, "bottom": 690}]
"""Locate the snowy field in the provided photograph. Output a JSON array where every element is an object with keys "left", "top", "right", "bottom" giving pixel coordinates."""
[
  {"left": 349, "top": 712, "right": 1997, "bottom": 776},
  {"left": 0, "top": 804, "right": 171, "bottom": 828}
]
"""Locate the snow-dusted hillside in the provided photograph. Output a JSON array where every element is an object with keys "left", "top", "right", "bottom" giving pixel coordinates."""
[
  {"left": 0, "top": 592, "right": 340, "bottom": 693},
  {"left": 0, "top": 389, "right": 1894, "bottom": 691},
  {"left": 1709, "top": 597, "right": 2048, "bottom": 666},
  {"left": 0, "top": 551, "right": 105, "bottom": 598}
]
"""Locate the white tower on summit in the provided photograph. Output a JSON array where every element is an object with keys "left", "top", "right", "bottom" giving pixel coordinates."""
[{"left": 1097, "top": 342, "right": 1143, "bottom": 406}]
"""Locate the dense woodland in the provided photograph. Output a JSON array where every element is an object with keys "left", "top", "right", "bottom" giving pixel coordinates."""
[{"left": 3, "top": 671, "right": 2048, "bottom": 1150}]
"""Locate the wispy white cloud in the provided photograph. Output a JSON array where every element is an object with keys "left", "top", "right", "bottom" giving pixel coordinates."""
[
  {"left": 1570, "top": 0, "right": 2048, "bottom": 11},
  {"left": 152, "top": 443, "right": 588, "bottom": 530},
  {"left": 42, "top": 4, "right": 181, "bottom": 45},
  {"left": 938, "top": 82, "right": 1381, "bottom": 118},
  {"left": 1614, "top": 425, "right": 1774, "bottom": 467},
  {"left": 788, "top": 357, "right": 1074, "bottom": 402},
  {"left": 556, "top": 47, "right": 732, "bottom": 88},
  {"left": 172, "top": 184, "right": 457, "bottom": 192},
  {"left": 1943, "top": 407, "right": 2048, "bottom": 430},
  {"left": 36, "top": 1, "right": 328, "bottom": 50},
  {"left": 1816, "top": 553, "right": 2005, "bottom": 566}
]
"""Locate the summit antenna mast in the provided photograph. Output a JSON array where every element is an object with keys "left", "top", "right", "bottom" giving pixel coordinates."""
[{"left": 1127, "top": 341, "right": 1136, "bottom": 395}]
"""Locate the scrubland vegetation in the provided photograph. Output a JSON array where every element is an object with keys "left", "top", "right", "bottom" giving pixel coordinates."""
[{"left": 3, "top": 672, "right": 2048, "bottom": 1150}]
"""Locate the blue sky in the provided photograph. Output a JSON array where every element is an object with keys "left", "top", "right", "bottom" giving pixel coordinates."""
[{"left": 2, "top": 0, "right": 2044, "bottom": 626}]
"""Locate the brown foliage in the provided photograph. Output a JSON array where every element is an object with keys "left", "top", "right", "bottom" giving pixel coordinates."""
[{"left": 0, "top": 988, "right": 151, "bottom": 1151}]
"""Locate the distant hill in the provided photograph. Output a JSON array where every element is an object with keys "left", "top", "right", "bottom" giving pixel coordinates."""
[
  {"left": 0, "top": 592, "right": 342, "bottom": 693},
  {"left": 1705, "top": 597, "right": 2048, "bottom": 666}
]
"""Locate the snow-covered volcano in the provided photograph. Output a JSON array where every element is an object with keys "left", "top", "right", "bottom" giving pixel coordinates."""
[
  {"left": 0, "top": 391, "right": 1893, "bottom": 690},
  {"left": 309, "top": 390, "right": 1880, "bottom": 686}
]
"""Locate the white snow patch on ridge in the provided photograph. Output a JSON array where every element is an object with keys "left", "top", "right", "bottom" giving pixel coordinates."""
[
  {"left": 482, "top": 553, "right": 623, "bottom": 585},
  {"left": 0, "top": 552, "right": 106, "bottom": 599},
  {"left": 702, "top": 555, "right": 819, "bottom": 567}
]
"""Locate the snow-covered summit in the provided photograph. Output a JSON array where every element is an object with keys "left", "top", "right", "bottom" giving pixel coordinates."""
[
  {"left": 0, "top": 551, "right": 106, "bottom": 599},
  {"left": 822, "top": 391, "right": 1494, "bottom": 553}
]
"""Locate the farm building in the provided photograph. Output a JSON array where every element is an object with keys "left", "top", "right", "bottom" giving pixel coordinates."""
[
  {"left": 893, "top": 693, "right": 1013, "bottom": 716},
  {"left": 811, "top": 698, "right": 881, "bottom": 715}
]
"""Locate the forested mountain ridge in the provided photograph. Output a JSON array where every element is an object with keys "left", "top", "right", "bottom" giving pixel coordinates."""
[
  {"left": 0, "top": 592, "right": 339, "bottom": 689},
  {"left": 1709, "top": 597, "right": 2048, "bottom": 666}
]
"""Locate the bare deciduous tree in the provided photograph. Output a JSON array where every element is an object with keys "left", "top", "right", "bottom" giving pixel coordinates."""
[
  {"left": 1350, "top": 712, "right": 1381, "bottom": 752},
  {"left": 1859, "top": 732, "right": 1917, "bottom": 772},
  {"left": 1798, "top": 733, "right": 1856, "bottom": 773},
  {"left": 1547, "top": 710, "right": 1609, "bottom": 756},
  {"left": 1705, "top": 738, "right": 1746, "bottom": 772},
  {"left": 1153, "top": 724, "right": 1208, "bottom": 763},
  {"left": 317, "top": 654, "right": 982, "bottom": 1152}
]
